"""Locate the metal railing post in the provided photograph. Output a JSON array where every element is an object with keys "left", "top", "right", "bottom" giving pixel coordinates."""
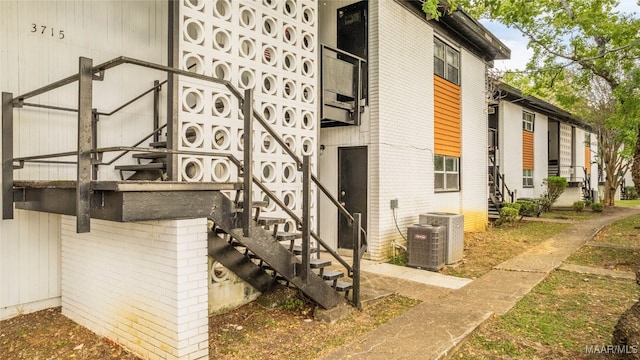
[
  {"left": 301, "top": 155, "right": 311, "bottom": 281},
  {"left": 352, "top": 212, "right": 362, "bottom": 309},
  {"left": 91, "top": 110, "right": 99, "bottom": 180},
  {"left": 77, "top": 57, "right": 93, "bottom": 233},
  {"left": 2, "top": 92, "right": 14, "bottom": 220},
  {"left": 153, "top": 80, "right": 160, "bottom": 143},
  {"left": 242, "top": 89, "right": 253, "bottom": 237}
]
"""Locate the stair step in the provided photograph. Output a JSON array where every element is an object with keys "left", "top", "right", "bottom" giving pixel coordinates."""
[
  {"left": 115, "top": 163, "right": 166, "bottom": 171},
  {"left": 257, "top": 217, "right": 287, "bottom": 226},
  {"left": 276, "top": 232, "right": 302, "bottom": 241},
  {"left": 237, "top": 200, "right": 269, "bottom": 209},
  {"left": 326, "top": 280, "right": 352, "bottom": 292},
  {"left": 150, "top": 141, "right": 167, "bottom": 148},
  {"left": 132, "top": 152, "right": 167, "bottom": 159},
  {"left": 321, "top": 270, "right": 344, "bottom": 281},
  {"left": 292, "top": 245, "right": 320, "bottom": 255},
  {"left": 309, "top": 258, "right": 331, "bottom": 269}
]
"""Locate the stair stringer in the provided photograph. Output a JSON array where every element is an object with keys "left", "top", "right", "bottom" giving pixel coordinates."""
[
  {"left": 208, "top": 233, "right": 279, "bottom": 293},
  {"left": 208, "top": 192, "right": 345, "bottom": 309}
]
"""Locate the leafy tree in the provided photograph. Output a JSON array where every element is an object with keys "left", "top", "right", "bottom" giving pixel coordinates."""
[{"left": 423, "top": 0, "right": 640, "bottom": 206}]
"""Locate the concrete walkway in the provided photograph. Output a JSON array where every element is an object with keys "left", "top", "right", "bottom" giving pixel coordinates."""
[{"left": 319, "top": 207, "right": 640, "bottom": 360}]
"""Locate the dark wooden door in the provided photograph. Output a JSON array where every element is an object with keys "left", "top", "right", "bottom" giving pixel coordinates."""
[{"left": 338, "top": 146, "right": 367, "bottom": 249}]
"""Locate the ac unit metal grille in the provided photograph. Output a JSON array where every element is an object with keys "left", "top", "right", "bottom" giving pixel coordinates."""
[
  {"left": 407, "top": 225, "right": 445, "bottom": 271},
  {"left": 419, "top": 213, "right": 464, "bottom": 264}
]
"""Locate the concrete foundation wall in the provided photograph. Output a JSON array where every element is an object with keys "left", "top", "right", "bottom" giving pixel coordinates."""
[{"left": 61, "top": 217, "right": 209, "bottom": 360}]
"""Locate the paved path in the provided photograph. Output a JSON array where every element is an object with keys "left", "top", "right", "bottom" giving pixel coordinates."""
[{"left": 319, "top": 207, "right": 640, "bottom": 360}]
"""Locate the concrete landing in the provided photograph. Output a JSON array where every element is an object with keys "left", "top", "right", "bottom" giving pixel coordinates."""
[
  {"left": 318, "top": 207, "right": 640, "bottom": 360},
  {"left": 361, "top": 261, "right": 472, "bottom": 289}
]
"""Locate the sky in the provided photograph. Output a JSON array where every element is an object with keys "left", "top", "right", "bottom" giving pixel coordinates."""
[{"left": 479, "top": 0, "right": 640, "bottom": 72}]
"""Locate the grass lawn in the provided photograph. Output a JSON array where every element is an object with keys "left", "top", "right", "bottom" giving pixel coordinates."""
[
  {"left": 453, "top": 270, "right": 640, "bottom": 359},
  {"left": 616, "top": 199, "right": 640, "bottom": 207},
  {"left": 565, "top": 213, "right": 640, "bottom": 272},
  {"left": 439, "top": 221, "right": 571, "bottom": 279},
  {"left": 566, "top": 246, "right": 640, "bottom": 272},
  {"left": 590, "top": 213, "right": 640, "bottom": 247},
  {"left": 539, "top": 210, "right": 600, "bottom": 221}
]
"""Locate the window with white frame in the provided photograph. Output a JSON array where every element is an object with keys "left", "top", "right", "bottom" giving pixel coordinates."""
[
  {"left": 434, "top": 39, "right": 460, "bottom": 85},
  {"left": 523, "top": 169, "right": 534, "bottom": 187},
  {"left": 522, "top": 111, "right": 534, "bottom": 132},
  {"left": 435, "top": 155, "right": 460, "bottom": 191}
]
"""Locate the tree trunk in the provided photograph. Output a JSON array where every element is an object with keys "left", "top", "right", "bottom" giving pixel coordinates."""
[
  {"left": 604, "top": 183, "right": 617, "bottom": 206},
  {"left": 632, "top": 123, "right": 640, "bottom": 190}
]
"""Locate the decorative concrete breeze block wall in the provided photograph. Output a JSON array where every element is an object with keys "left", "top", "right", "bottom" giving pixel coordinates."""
[
  {"left": 61, "top": 217, "right": 209, "bottom": 360},
  {"left": 176, "top": 0, "right": 319, "bottom": 309}
]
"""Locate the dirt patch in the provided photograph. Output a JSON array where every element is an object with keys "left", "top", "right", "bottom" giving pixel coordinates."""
[
  {"left": 0, "top": 307, "right": 139, "bottom": 360},
  {"left": 440, "top": 221, "right": 570, "bottom": 279},
  {"left": 0, "top": 289, "right": 419, "bottom": 360}
]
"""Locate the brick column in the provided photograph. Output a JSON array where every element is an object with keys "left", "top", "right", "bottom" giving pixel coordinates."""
[{"left": 61, "top": 216, "right": 209, "bottom": 359}]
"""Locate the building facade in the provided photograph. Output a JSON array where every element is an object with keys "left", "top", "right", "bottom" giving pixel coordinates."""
[{"left": 1, "top": 1, "right": 509, "bottom": 358}]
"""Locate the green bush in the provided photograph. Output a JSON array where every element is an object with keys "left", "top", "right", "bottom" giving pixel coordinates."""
[
  {"left": 542, "top": 176, "right": 568, "bottom": 211},
  {"left": 584, "top": 199, "right": 593, "bottom": 207},
  {"left": 536, "top": 196, "right": 553, "bottom": 213},
  {"left": 496, "top": 206, "right": 519, "bottom": 226},
  {"left": 572, "top": 201, "right": 585, "bottom": 212},
  {"left": 626, "top": 186, "right": 638, "bottom": 200},
  {"left": 516, "top": 200, "right": 539, "bottom": 217},
  {"left": 502, "top": 202, "right": 522, "bottom": 212},
  {"left": 591, "top": 202, "right": 604, "bottom": 212}
]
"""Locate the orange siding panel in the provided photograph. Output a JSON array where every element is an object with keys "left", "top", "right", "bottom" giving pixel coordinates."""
[
  {"left": 522, "top": 131, "right": 534, "bottom": 169},
  {"left": 434, "top": 76, "right": 461, "bottom": 157},
  {"left": 584, "top": 145, "right": 591, "bottom": 174}
]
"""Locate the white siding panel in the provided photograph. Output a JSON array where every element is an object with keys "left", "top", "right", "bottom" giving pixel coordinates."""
[
  {"left": 533, "top": 114, "right": 549, "bottom": 197},
  {"left": 458, "top": 49, "right": 488, "bottom": 231},
  {"left": 499, "top": 101, "right": 524, "bottom": 197},
  {"left": 0, "top": 0, "right": 166, "bottom": 319}
]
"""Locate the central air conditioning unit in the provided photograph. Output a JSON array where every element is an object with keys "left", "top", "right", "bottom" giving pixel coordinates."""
[
  {"left": 407, "top": 225, "right": 446, "bottom": 271},
  {"left": 419, "top": 213, "right": 464, "bottom": 264}
]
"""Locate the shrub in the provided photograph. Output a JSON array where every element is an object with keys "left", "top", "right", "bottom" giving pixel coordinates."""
[
  {"left": 584, "top": 199, "right": 593, "bottom": 207},
  {"left": 536, "top": 196, "right": 553, "bottom": 213},
  {"left": 626, "top": 186, "right": 639, "bottom": 200},
  {"left": 497, "top": 206, "right": 519, "bottom": 226},
  {"left": 516, "top": 200, "right": 539, "bottom": 217},
  {"left": 591, "top": 202, "right": 604, "bottom": 212},
  {"left": 502, "top": 202, "right": 521, "bottom": 212},
  {"left": 572, "top": 201, "right": 585, "bottom": 212},
  {"left": 542, "top": 176, "right": 568, "bottom": 210}
]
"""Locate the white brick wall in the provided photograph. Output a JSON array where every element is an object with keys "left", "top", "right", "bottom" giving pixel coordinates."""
[
  {"left": 61, "top": 217, "right": 209, "bottom": 360},
  {"left": 372, "top": 0, "right": 434, "bottom": 259}
]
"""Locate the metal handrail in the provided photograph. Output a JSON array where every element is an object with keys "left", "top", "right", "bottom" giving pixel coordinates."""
[
  {"left": 6, "top": 55, "right": 365, "bottom": 283},
  {"left": 489, "top": 155, "right": 514, "bottom": 202}
]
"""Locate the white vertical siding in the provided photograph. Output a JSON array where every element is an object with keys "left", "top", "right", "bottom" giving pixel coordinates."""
[
  {"left": 458, "top": 49, "right": 488, "bottom": 231},
  {"left": 0, "top": 0, "right": 166, "bottom": 319},
  {"left": 499, "top": 101, "right": 524, "bottom": 198},
  {"left": 499, "top": 102, "right": 550, "bottom": 200},
  {"left": 533, "top": 114, "right": 549, "bottom": 197}
]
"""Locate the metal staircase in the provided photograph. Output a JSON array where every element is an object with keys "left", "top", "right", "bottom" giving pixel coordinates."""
[
  {"left": 2, "top": 56, "right": 366, "bottom": 309},
  {"left": 488, "top": 153, "right": 514, "bottom": 219}
]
